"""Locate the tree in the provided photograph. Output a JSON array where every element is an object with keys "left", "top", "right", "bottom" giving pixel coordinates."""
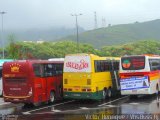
[{"left": 7, "top": 34, "right": 19, "bottom": 59}]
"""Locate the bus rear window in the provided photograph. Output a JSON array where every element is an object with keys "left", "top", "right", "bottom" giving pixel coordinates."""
[{"left": 121, "top": 56, "right": 145, "bottom": 70}]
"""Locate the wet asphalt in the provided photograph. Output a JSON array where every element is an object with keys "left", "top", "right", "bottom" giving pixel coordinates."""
[{"left": 0, "top": 95, "right": 160, "bottom": 120}]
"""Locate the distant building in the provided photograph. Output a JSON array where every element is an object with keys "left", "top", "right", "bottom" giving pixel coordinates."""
[
  {"left": 23, "top": 41, "right": 33, "bottom": 43},
  {"left": 36, "top": 41, "right": 44, "bottom": 44},
  {"left": 23, "top": 40, "right": 44, "bottom": 44}
]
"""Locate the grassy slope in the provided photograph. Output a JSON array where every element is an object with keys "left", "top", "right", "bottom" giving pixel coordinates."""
[{"left": 61, "top": 19, "right": 160, "bottom": 48}]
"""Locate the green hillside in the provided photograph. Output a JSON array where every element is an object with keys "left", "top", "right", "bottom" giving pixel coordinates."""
[
  {"left": 3, "top": 40, "right": 160, "bottom": 59},
  {"left": 60, "top": 19, "right": 160, "bottom": 48}
]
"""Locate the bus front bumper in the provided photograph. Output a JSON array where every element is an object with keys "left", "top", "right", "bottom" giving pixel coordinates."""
[
  {"left": 3, "top": 95, "right": 32, "bottom": 103},
  {"left": 121, "top": 88, "right": 151, "bottom": 95}
]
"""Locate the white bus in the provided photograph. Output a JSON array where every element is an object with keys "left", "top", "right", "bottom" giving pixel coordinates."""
[{"left": 119, "top": 55, "right": 160, "bottom": 96}]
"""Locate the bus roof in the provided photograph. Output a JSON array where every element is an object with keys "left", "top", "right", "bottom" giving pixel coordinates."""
[
  {"left": 66, "top": 53, "right": 94, "bottom": 56},
  {"left": 4, "top": 60, "right": 64, "bottom": 64},
  {"left": 65, "top": 53, "right": 120, "bottom": 61},
  {"left": 122, "top": 54, "right": 160, "bottom": 59},
  {"left": 48, "top": 58, "right": 64, "bottom": 61}
]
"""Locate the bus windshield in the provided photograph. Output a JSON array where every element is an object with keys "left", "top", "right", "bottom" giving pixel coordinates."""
[{"left": 121, "top": 56, "right": 145, "bottom": 70}]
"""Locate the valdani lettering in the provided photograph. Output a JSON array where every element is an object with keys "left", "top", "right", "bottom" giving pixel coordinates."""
[{"left": 66, "top": 59, "right": 89, "bottom": 70}]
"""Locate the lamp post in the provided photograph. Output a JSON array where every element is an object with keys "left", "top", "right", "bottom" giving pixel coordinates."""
[
  {"left": 0, "top": 11, "right": 7, "bottom": 59},
  {"left": 71, "top": 13, "right": 82, "bottom": 53}
]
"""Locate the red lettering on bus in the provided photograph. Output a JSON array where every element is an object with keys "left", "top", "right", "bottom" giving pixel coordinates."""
[{"left": 66, "top": 59, "right": 89, "bottom": 70}]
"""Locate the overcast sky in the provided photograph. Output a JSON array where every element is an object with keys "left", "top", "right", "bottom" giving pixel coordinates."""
[{"left": 1, "top": 0, "right": 160, "bottom": 30}]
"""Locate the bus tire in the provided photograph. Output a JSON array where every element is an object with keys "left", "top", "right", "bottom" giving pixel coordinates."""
[
  {"left": 129, "top": 95, "right": 137, "bottom": 99},
  {"left": 156, "top": 84, "right": 159, "bottom": 94},
  {"left": 49, "top": 91, "right": 55, "bottom": 104},
  {"left": 156, "top": 84, "right": 159, "bottom": 100},
  {"left": 156, "top": 84, "right": 159, "bottom": 90},
  {"left": 24, "top": 103, "right": 34, "bottom": 108},
  {"left": 107, "top": 88, "right": 112, "bottom": 98},
  {"left": 59, "top": 86, "right": 63, "bottom": 97}
]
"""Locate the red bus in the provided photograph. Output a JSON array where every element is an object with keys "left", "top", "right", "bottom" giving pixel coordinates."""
[{"left": 2, "top": 60, "right": 63, "bottom": 105}]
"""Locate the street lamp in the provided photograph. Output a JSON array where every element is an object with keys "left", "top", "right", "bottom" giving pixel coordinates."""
[
  {"left": 71, "top": 13, "right": 82, "bottom": 53},
  {"left": 0, "top": 11, "right": 7, "bottom": 59}
]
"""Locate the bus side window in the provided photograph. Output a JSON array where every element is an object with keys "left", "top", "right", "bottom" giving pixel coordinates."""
[
  {"left": 44, "top": 64, "right": 53, "bottom": 77},
  {"left": 105, "top": 61, "right": 112, "bottom": 71},
  {"left": 94, "top": 61, "right": 102, "bottom": 72},
  {"left": 149, "top": 59, "right": 160, "bottom": 71},
  {"left": 94, "top": 61, "right": 98, "bottom": 72},
  {"left": 55, "top": 64, "right": 63, "bottom": 75},
  {"left": 95, "top": 60, "right": 111, "bottom": 72},
  {"left": 33, "top": 64, "right": 44, "bottom": 77},
  {"left": 158, "top": 59, "right": 160, "bottom": 70},
  {"left": 52, "top": 64, "right": 56, "bottom": 75}
]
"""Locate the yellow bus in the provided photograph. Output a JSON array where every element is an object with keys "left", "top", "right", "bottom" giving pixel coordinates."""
[{"left": 63, "top": 53, "right": 120, "bottom": 100}]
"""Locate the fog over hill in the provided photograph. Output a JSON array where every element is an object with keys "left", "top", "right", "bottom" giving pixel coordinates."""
[
  {"left": 2, "top": 27, "right": 85, "bottom": 44},
  {"left": 60, "top": 19, "right": 160, "bottom": 48},
  {"left": 1, "top": 19, "right": 160, "bottom": 49}
]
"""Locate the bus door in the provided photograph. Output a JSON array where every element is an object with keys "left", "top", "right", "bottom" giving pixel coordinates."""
[
  {"left": 43, "top": 63, "right": 62, "bottom": 100},
  {"left": 33, "top": 63, "right": 46, "bottom": 102},
  {"left": 44, "top": 63, "right": 56, "bottom": 100},
  {"left": 109, "top": 60, "right": 120, "bottom": 91},
  {"left": 52, "top": 64, "right": 63, "bottom": 99}
]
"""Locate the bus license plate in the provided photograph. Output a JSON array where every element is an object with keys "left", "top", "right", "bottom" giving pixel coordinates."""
[
  {"left": 14, "top": 99, "right": 19, "bottom": 101},
  {"left": 132, "top": 90, "right": 137, "bottom": 93}
]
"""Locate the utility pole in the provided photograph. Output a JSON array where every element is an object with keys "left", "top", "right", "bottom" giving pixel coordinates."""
[
  {"left": 94, "top": 11, "right": 97, "bottom": 29},
  {"left": 0, "top": 11, "right": 7, "bottom": 59},
  {"left": 71, "top": 13, "right": 82, "bottom": 53}
]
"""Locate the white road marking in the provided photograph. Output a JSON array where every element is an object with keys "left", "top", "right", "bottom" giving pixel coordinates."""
[
  {"left": 98, "top": 96, "right": 128, "bottom": 106},
  {"left": 80, "top": 107, "right": 89, "bottom": 109},
  {"left": 22, "top": 100, "right": 75, "bottom": 115},
  {"left": 31, "top": 104, "right": 120, "bottom": 115},
  {"left": 104, "top": 105, "right": 117, "bottom": 107},
  {"left": 51, "top": 106, "right": 61, "bottom": 112},
  {"left": 31, "top": 112, "right": 57, "bottom": 115},
  {"left": 22, "top": 112, "right": 31, "bottom": 115},
  {"left": 129, "top": 103, "right": 139, "bottom": 105},
  {"left": 51, "top": 109, "right": 61, "bottom": 112},
  {"left": 23, "top": 96, "right": 129, "bottom": 115}
]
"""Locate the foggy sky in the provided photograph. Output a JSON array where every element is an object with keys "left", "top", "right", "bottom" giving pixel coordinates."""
[{"left": 1, "top": 0, "right": 160, "bottom": 30}]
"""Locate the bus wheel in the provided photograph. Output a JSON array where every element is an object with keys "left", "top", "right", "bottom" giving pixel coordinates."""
[
  {"left": 49, "top": 91, "right": 55, "bottom": 104},
  {"left": 129, "top": 95, "right": 137, "bottom": 99},
  {"left": 24, "top": 103, "right": 34, "bottom": 108},
  {"left": 156, "top": 84, "right": 159, "bottom": 92},
  {"left": 107, "top": 88, "right": 112, "bottom": 98},
  {"left": 59, "top": 86, "right": 63, "bottom": 98},
  {"left": 156, "top": 84, "right": 159, "bottom": 100}
]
